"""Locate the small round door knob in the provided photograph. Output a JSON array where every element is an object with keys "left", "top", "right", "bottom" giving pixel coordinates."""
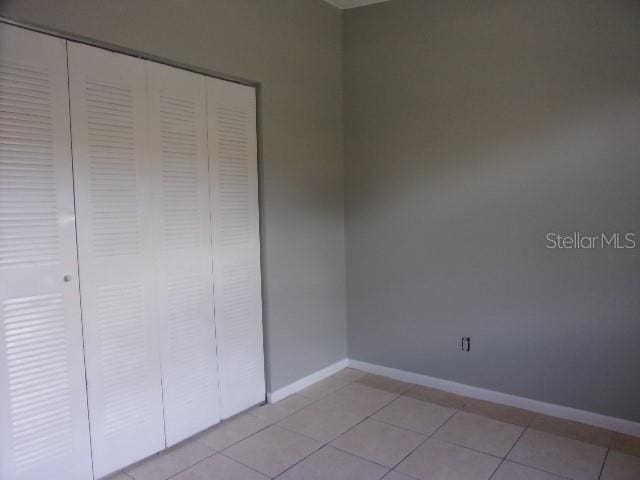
[{"left": 63, "top": 274, "right": 72, "bottom": 282}]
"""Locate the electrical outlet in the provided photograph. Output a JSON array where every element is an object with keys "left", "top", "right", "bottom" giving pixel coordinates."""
[{"left": 461, "top": 336, "right": 471, "bottom": 352}]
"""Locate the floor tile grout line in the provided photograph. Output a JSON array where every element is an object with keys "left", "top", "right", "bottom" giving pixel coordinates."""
[
  {"left": 496, "top": 428, "right": 613, "bottom": 480},
  {"left": 597, "top": 444, "right": 611, "bottom": 480},
  {"left": 211, "top": 392, "right": 324, "bottom": 453},
  {"left": 225, "top": 373, "right": 371, "bottom": 479},
  {"left": 527, "top": 415, "right": 615, "bottom": 449},
  {"left": 266, "top": 429, "right": 345, "bottom": 478},
  {"left": 323, "top": 445, "right": 394, "bottom": 474},
  {"left": 389, "top": 423, "right": 577, "bottom": 480},
  {"left": 430, "top": 408, "right": 528, "bottom": 456},
  {"left": 355, "top": 377, "right": 621, "bottom": 476},
  {"left": 503, "top": 458, "right": 579, "bottom": 480},
  {"left": 295, "top": 370, "right": 367, "bottom": 401},
  {"left": 370, "top": 399, "right": 540, "bottom": 459},
  {"left": 123, "top": 438, "right": 218, "bottom": 479},
  {"left": 487, "top": 459, "right": 506, "bottom": 480},
  {"left": 295, "top": 370, "right": 623, "bottom": 453},
  {"left": 272, "top": 444, "right": 325, "bottom": 479},
  {"left": 276, "top": 385, "right": 402, "bottom": 445},
  {"left": 275, "top": 389, "right": 427, "bottom": 475},
  {"left": 528, "top": 428, "right": 613, "bottom": 449},
  {"left": 221, "top": 423, "right": 325, "bottom": 477},
  {"left": 373, "top": 394, "right": 527, "bottom": 436},
  {"left": 322, "top": 389, "right": 402, "bottom": 436},
  {"left": 393, "top": 398, "right": 617, "bottom": 478},
  {"left": 282, "top": 386, "right": 406, "bottom": 477},
  {"left": 416, "top": 410, "right": 526, "bottom": 460},
  {"left": 378, "top": 409, "right": 460, "bottom": 479},
  {"left": 197, "top": 416, "right": 277, "bottom": 453},
  {"left": 270, "top": 376, "right": 404, "bottom": 478},
  {"left": 187, "top": 394, "right": 325, "bottom": 477},
  {"left": 274, "top": 419, "right": 342, "bottom": 444},
  {"left": 218, "top": 451, "right": 282, "bottom": 479},
  {"left": 326, "top": 390, "right": 429, "bottom": 469},
  {"left": 219, "top": 423, "right": 325, "bottom": 478},
  {"left": 487, "top": 423, "right": 530, "bottom": 480},
  {"left": 427, "top": 436, "right": 515, "bottom": 462},
  {"left": 502, "top": 424, "right": 528, "bottom": 460},
  {"left": 385, "top": 406, "right": 538, "bottom": 477},
  {"left": 282, "top": 393, "right": 402, "bottom": 452},
  {"left": 125, "top": 368, "right": 632, "bottom": 480},
  {"left": 246, "top": 393, "right": 319, "bottom": 423},
  {"left": 327, "top": 443, "right": 401, "bottom": 471},
  {"left": 152, "top": 448, "right": 218, "bottom": 480},
  {"left": 370, "top": 413, "right": 450, "bottom": 437},
  {"left": 386, "top": 403, "right": 462, "bottom": 475}
]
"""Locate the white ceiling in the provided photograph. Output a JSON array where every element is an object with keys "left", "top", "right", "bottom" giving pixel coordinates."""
[{"left": 323, "top": 0, "right": 392, "bottom": 9}]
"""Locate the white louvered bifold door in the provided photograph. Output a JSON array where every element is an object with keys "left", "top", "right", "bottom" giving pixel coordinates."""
[
  {"left": 207, "top": 78, "right": 265, "bottom": 418},
  {"left": 147, "top": 62, "right": 220, "bottom": 445},
  {"left": 0, "top": 24, "right": 92, "bottom": 480},
  {"left": 67, "top": 43, "right": 165, "bottom": 477}
]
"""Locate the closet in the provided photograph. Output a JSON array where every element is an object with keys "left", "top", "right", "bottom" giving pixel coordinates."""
[{"left": 0, "top": 22, "right": 265, "bottom": 480}]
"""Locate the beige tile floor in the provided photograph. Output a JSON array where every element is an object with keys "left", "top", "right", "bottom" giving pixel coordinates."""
[{"left": 105, "top": 368, "right": 640, "bottom": 480}]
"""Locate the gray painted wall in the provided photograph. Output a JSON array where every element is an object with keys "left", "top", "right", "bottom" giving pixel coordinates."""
[
  {"left": 3, "top": 0, "right": 639, "bottom": 422},
  {"left": 343, "top": 0, "right": 640, "bottom": 421},
  {"left": 0, "top": 0, "right": 347, "bottom": 392}
]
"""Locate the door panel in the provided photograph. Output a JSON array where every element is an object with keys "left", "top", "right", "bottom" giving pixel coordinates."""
[
  {"left": 0, "top": 24, "right": 92, "bottom": 480},
  {"left": 147, "top": 61, "right": 220, "bottom": 445},
  {"left": 206, "top": 78, "right": 265, "bottom": 418},
  {"left": 67, "top": 42, "right": 165, "bottom": 478}
]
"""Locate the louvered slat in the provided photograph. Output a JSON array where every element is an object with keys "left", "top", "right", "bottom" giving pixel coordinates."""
[
  {"left": 217, "top": 106, "right": 251, "bottom": 246},
  {"left": 86, "top": 80, "right": 141, "bottom": 258},
  {"left": 3, "top": 294, "right": 72, "bottom": 472},
  {"left": 0, "top": 57, "right": 60, "bottom": 267}
]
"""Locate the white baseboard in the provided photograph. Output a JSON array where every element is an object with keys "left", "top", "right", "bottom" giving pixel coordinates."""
[
  {"left": 267, "top": 357, "right": 640, "bottom": 436},
  {"left": 267, "top": 358, "right": 349, "bottom": 403},
  {"left": 348, "top": 359, "right": 640, "bottom": 437}
]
